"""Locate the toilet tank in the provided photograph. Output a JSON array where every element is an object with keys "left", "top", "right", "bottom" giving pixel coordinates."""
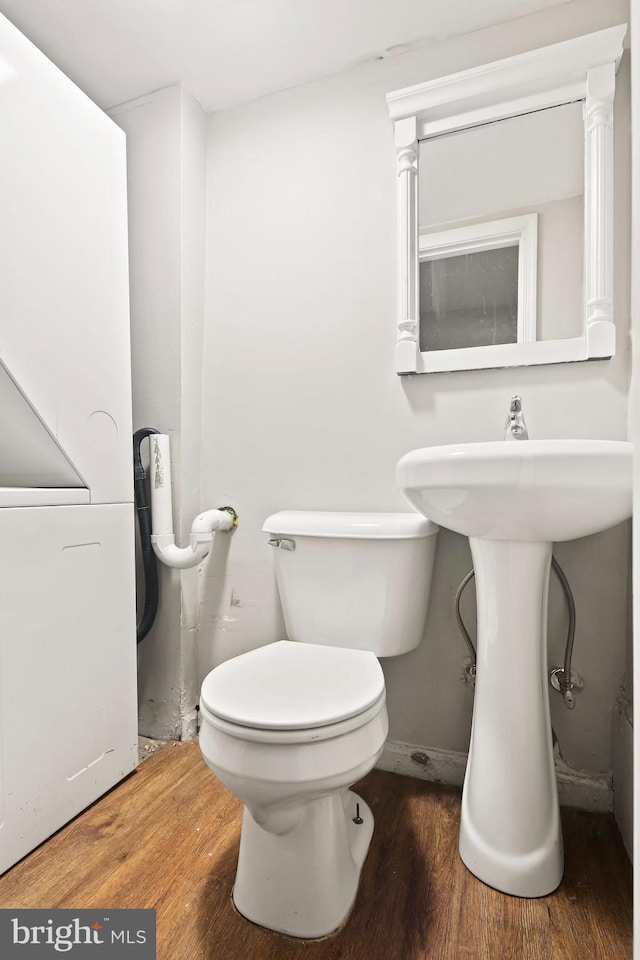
[{"left": 262, "top": 511, "right": 439, "bottom": 656}]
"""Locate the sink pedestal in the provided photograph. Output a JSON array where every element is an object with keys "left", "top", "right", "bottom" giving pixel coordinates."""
[
  {"left": 459, "top": 537, "right": 564, "bottom": 897},
  {"left": 398, "top": 438, "right": 632, "bottom": 897}
]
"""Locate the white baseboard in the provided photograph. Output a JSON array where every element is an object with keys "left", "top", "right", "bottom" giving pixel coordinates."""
[{"left": 376, "top": 739, "right": 613, "bottom": 813}]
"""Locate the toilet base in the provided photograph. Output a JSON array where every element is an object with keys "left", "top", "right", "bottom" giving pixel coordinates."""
[{"left": 233, "top": 789, "right": 373, "bottom": 938}]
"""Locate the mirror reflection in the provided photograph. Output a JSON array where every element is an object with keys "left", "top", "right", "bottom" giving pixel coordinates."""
[
  {"left": 420, "top": 246, "right": 519, "bottom": 352},
  {"left": 418, "top": 101, "right": 584, "bottom": 352}
]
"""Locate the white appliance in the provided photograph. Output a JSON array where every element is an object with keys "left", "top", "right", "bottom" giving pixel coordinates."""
[{"left": 0, "top": 14, "right": 137, "bottom": 872}]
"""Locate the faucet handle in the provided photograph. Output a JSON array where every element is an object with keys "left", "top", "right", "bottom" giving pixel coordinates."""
[{"left": 505, "top": 395, "right": 528, "bottom": 440}]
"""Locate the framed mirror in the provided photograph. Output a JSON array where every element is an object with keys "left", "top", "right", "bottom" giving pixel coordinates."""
[{"left": 386, "top": 25, "right": 626, "bottom": 375}]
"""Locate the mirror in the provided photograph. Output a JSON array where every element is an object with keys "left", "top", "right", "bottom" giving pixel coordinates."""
[
  {"left": 419, "top": 102, "right": 584, "bottom": 352},
  {"left": 386, "top": 25, "right": 626, "bottom": 374}
]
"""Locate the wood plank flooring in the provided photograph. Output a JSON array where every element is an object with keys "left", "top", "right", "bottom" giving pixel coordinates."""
[{"left": 0, "top": 742, "right": 631, "bottom": 960}]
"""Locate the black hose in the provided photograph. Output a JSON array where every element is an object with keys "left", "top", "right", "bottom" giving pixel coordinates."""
[{"left": 133, "top": 428, "right": 160, "bottom": 644}]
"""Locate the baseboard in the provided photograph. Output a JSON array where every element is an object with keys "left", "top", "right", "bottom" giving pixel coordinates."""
[
  {"left": 376, "top": 739, "right": 613, "bottom": 813},
  {"left": 611, "top": 697, "right": 633, "bottom": 861},
  {"left": 377, "top": 741, "right": 467, "bottom": 787}
]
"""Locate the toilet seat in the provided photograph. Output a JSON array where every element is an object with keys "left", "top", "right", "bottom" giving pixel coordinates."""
[
  {"left": 200, "top": 691, "right": 387, "bottom": 745},
  {"left": 200, "top": 640, "right": 385, "bottom": 737}
]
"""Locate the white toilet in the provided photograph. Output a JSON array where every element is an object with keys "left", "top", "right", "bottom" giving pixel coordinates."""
[{"left": 199, "top": 511, "right": 438, "bottom": 939}]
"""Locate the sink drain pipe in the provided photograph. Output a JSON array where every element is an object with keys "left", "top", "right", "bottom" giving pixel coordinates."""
[
  {"left": 133, "top": 430, "right": 238, "bottom": 643},
  {"left": 149, "top": 434, "right": 238, "bottom": 569},
  {"left": 454, "top": 554, "right": 577, "bottom": 708}
]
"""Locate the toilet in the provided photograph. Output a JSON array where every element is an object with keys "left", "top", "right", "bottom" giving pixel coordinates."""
[{"left": 199, "top": 510, "right": 438, "bottom": 939}]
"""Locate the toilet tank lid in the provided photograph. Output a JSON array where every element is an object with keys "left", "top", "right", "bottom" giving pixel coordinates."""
[{"left": 262, "top": 511, "right": 438, "bottom": 539}]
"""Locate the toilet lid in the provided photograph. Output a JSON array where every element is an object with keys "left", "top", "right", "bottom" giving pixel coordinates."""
[{"left": 200, "top": 640, "right": 385, "bottom": 730}]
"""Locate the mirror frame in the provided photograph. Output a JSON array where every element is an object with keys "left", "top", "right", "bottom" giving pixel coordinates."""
[{"left": 386, "top": 25, "right": 627, "bottom": 375}]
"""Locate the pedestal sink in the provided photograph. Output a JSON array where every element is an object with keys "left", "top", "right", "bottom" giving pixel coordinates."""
[{"left": 397, "top": 440, "right": 632, "bottom": 897}]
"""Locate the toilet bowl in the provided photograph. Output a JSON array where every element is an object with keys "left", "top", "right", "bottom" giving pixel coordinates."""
[
  {"left": 199, "top": 511, "right": 438, "bottom": 938},
  {"left": 200, "top": 641, "right": 388, "bottom": 938}
]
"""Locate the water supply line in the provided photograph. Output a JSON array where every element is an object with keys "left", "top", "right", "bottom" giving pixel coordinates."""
[
  {"left": 149, "top": 434, "right": 238, "bottom": 569},
  {"left": 454, "top": 555, "right": 578, "bottom": 708},
  {"left": 454, "top": 568, "right": 477, "bottom": 678}
]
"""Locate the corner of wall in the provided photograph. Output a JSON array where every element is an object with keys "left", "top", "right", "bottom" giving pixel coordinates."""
[
  {"left": 612, "top": 692, "right": 633, "bottom": 860},
  {"left": 112, "top": 83, "right": 209, "bottom": 740}
]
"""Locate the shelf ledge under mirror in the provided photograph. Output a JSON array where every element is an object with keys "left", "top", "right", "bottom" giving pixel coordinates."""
[{"left": 386, "top": 24, "right": 626, "bottom": 375}]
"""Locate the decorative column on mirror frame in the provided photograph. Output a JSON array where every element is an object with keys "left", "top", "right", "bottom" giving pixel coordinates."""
[
  {"left": 394, "top": 116, "right": 419, "bottom": 374},
  {"left": 584, "top": 62, "right": 616, "bottom": 358}
]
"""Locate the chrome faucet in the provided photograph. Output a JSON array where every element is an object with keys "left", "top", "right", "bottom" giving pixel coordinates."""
[{"left": 504, "top": 395, "right": 528, "bottom": 441}]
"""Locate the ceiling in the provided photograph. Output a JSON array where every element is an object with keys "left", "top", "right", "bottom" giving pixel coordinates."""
[{"left": 0, "top": 0, "right": 572, "bottom": 113}]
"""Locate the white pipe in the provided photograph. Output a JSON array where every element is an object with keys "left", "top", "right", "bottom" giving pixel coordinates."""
[
  {"left": 150, "top": 434, "right": 174, "bottom": 536},
  {"left": 149, "top": 434, "right": 236, "bottom": 569}
]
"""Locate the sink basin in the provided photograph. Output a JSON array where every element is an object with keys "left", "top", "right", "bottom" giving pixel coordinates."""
[
  {"left": 397, "top": 439, "right": 632, "bottom": 542},
  {"left": 396, "top": 438, "right": 633, "bottom": 898}
]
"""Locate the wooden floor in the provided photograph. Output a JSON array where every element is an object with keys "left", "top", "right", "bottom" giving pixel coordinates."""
[{"left": 0, "top": 742, "right": 631, "bottom": 960}]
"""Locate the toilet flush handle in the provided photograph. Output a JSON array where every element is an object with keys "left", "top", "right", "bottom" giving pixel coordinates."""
[{"left": 268, "top": 538, "right": 296, "bottom": 551}]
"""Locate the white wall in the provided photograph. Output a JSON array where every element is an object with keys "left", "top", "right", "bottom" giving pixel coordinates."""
[
  {"left": 628, "top": 0, "right": 640, "bottom": 900},
  {"left": 110, "top": 84, "right": 208, "bottom": 739},
  {"left": 200, "top": 0, "right": 631, "bottom": 776},
  {"left": 178, "top": 89, "right": 209, "bottom": 739}
]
